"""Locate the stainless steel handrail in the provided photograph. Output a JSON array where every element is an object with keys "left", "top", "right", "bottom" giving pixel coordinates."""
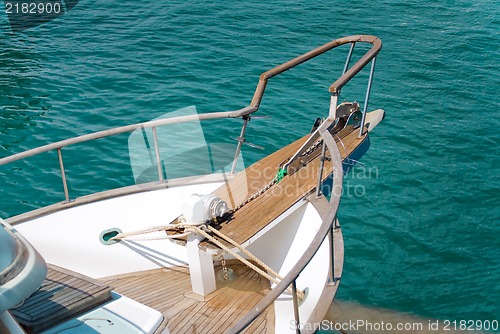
[
  {"left": 7, "top": 173, "right": 231, "bottom": 224},
  {"left": 0, "top": 35, "right": 380, "bottom": 168},
  {"left": 1, "top": 34, "right": 379, "bottom": 212},
  {"left": 228, "top": 119, "right": 344, "bottom": 333},
  {"left": 0, "top": 107, "right": 255, "bottom": 166}
]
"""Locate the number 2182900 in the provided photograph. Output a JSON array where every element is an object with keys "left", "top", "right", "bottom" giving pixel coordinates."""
[
  {"left": 5, "top": 2, "right": 61, "bottom": 14},
  {"left": 443, "top": 319, "right": 498, "bottom": 331}
]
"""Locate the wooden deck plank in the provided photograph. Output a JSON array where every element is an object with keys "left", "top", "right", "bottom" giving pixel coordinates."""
[
  {"left": 148, "top": 293, "right": 185, "bottom": 311},
  {"left": 164, "top": 299, "right": 199, "bottom": 325},
  {"left": 104, "top": 269, "right": 188, "bottom": 297},
  {"left": 18, "top": 276, "right": 81, "bottom": 310},
  {"left": 197, "top": 269, "right": 259, "bottom": 334},
  {"left": 211, "top": 288, "right": 263, "bottom": 334},
  {"left": 23, "top": 283, "right": 104, "bottom": 315},
  {"left": 195, "top": 269, "right": 257, "bottom": 334},
  {"left": 168, "top": 302, "right": 204, "bottom": 331},
  {"left": 112, "top": 272, "right": 178, "bottom": 296},
  {"left": 175, "top": 298, "right": 212, "bottom": 331},
  {"left": 199, "top": 127, "right": 367, "bottom": 250},
  {"left": 242, "top": 314, "right": 269, "bottom": 334},
  {"left": 217, "top": 124, "right": 357, "bottom": 209},
  {"left": 137, "top": 278, "right": 190, "bottom": 304},
  {"left": 214, "top": 135, "right": 308, "bottom": 207},
  {"left": 105, "top": 261, "right": 274, "bottom": 334}
]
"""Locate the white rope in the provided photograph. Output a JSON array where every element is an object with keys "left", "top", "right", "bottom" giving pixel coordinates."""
[
  {"left": 206, "top": 225, "right": 283, "bottom": 284},
  {"left": 110, "top": 217, "right": 203, "bottom": 241},
  {"left": 110, "top": 224, "right": 178, "bottom": 240},
  {"left": 113, "top": 232, "right": 192, "bottom": 241},
  {"left": 110, "top": 222, "right": 304, "bottom": 299},
  {"left": 188, "top": 225, "right": 304, "bottom": 300}
]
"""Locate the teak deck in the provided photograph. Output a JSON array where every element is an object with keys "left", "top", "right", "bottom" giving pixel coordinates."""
[
  {"left": 102, "top": 260, "right": 274, "bottom": 334},
  {"left": 170, "top": 126, "right": 367, "bottom": 250},
  {"left": 10, "top": 264, "right": 113, "bottom": 333}
]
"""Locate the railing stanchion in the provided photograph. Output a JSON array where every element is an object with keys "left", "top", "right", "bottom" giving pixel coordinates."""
[
  {"left": 329, "top": 93, "right": 339, "bottom": 118},
  {"left": 292, "top": 280, "right": 301, "bottom": 334},
  {"left": 57, "top": 148, "right": 70, "bottom": 203},
  {"left": 230, "top": 115, "right": 249, "bottom": 175},
  {"left": 152, "top": 127, "right": 164, "bottom": 182},
  {"left": 338, "top": 42, "right": 356, "bottom": 98},
  {"left": 342, "top": 42, "right": 356, "bottom": 75},
  {"left": 328, "top": 222, "right": 335, "bottom": 285},
  {"left": 359, "top": 57, "right": 377, "bottom": 137},
  {"left": 316, "top": 142, "right": 327, "bottom": 197}
]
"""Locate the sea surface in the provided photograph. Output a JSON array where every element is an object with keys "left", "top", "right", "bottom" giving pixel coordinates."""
[{"left": 1, "top": 0, "right": 499, "bottom": 332}]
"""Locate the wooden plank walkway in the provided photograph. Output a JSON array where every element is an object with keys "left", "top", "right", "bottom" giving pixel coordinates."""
[
  {"left": 101, "top": 261, "right": 274, "bottom": 334},
  {"left": 168, "top": 125, "right": 367, "bottom": 250},
  {"left": 199, "top": 126, "right": 367, "bottom": 249}
]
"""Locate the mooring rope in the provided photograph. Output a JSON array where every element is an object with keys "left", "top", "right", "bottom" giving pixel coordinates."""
[
  {"left": 112, "top": 232, "right": 192, "bottom": 241},
  {"left": 205, "top": 225, "right": 283, "bottom": 286},
  {"left": 109, "top": 221, "right": 203, "bottom": 241},
  {"left": 187, "top": 224, "right": 305, "bottom": 300},
  {"left": 111, "top": 221, "right": 304, "bottom": 300}
]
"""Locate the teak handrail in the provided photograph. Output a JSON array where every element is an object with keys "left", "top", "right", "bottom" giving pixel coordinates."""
[{"left": 250, "top": 35, "right": 381, "bottom": 108}]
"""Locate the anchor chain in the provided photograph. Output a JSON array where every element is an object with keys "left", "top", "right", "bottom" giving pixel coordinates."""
[
  {"left": 231, "top": 137, "right": 325, "bottom": 213},
  {"left": 221, "top": 255, "right": 229, "bottom": 281}
]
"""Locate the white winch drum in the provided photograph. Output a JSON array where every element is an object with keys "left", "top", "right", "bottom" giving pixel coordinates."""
[
  {"left": 181, "top": 194, "right": 229, "bottom": 225},
  {"left": 202, "top": 194, "right": 229, "bottom": 219}
]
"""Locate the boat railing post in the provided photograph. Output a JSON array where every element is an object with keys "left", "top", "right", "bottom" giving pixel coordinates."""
[
  {"left": 315, "top": 142, "right": 327, "bottom": 197},
  {"left": 328, "top": 93, "right": 339, "bottom": 119},
  {"left": 151, "top": 127, "right": 164, "bottom": 182},
  {"left": 328, "top": 219, "right": 336, "bottom": 284},
  {"left": 342, "top": 42, "right": 356, "bottom": 75},
  {"left": 292, "top": 280, "right": 301, "bottom": 334},
  {"left": 57, "top": 148, "right": 70, "bottom": 203},
  {"left": 359, "top": 57, "right": 377, "bottom": 138},
  {"left": 321, "top": 129, "right": 343, "bottom": 286},
  {"left": 230, "top": 116, "right": 249, "bottom": 175},
  {"left": 338, "top": 42, "right": 356, "bottom": 97}
]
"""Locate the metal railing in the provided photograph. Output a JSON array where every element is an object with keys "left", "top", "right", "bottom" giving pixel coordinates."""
[
  {"left": 250, "top": 35, "right": 381, "bottom": 108},
  {"left": 0, "top": 35, "right": 380, "bottom": 209},
  {"left": 0, "top": 109, "right": 255, "bottom": 204}
]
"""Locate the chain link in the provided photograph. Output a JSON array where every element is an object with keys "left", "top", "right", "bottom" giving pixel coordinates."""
[
  {"left": 221, "top": 255, "right": 229, "bottom": 280},
  {"left": 232, "top": 137, "right": 324, "bottom": 213}
]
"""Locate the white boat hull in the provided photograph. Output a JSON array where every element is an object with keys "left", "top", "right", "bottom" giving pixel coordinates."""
[{"left": 16, "top": 181, "right": 339, "bottom": 333}]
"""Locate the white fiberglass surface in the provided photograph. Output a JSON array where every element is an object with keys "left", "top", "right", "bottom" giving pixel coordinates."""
[
  {"left": 0, "top": 220, "right": 47, "bottom": 314},
  {"left": 15, "top": 182, "right": 332, "bottom": 334},
  {"left": 246, "top": 201, "right": 331, "bottom": 334},
  {"left": 41, "top": 292, "right": 165, "bottom": 334},
  {"left": 0, "top": 312, "right": 26, "bottom": 334},
  {"left": 0, "top": 225, "right": 17, "bottom": 270},
  {"left": 15, "top": 182, "right": 223, "bottom": 278}
]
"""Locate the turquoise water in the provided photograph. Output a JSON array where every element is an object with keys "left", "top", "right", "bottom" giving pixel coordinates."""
[{"left": 1, "top": 0, "right": 499, "bottom": 331}]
